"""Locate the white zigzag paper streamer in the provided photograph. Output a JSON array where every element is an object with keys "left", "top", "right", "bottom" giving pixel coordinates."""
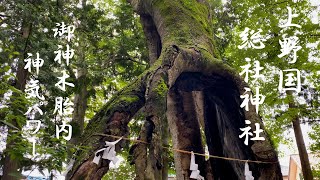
[
  {"left": 62, "top": 159, "right": 75, "bottom": 176},
  {"left": 245, "top": 162, "right": 254, "bottom": 180},
  {"left": 93, "top": 137, "right": 122, "bottom": 165},
  {"left": 189, "top": 151, "right": 204, "bottom": 180}
]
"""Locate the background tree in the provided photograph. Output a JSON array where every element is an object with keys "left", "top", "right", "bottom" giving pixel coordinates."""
[
  {"left": 0, "top": 0, "right": 147, "bottom": 179},
  {"left": 216, "top": 0, "right": 320, "bottom": 179}
]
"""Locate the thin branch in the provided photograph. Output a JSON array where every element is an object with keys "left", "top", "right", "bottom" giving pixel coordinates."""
[{"left": 126, "top": 57, "right": 148, "bottom": 66}]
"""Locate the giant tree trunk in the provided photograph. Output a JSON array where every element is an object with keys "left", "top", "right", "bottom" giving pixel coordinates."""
[
  {"left": 68, "top": 0, "right": 282, "bottom": 179},
  {"left": 67, "top": 73, "right": 147, "bottom": 179}
]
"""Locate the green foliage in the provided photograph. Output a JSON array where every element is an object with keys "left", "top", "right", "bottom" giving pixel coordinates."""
[
  {"left": 312, "top": 164, "right": 320, "bottom": 179},
  {"left": 210, "top": 0, "right": 320, "bottom": 151},
  {"left": 310, "top": 124, "right": 320, "bottom": 152},
  {"left": 102, "top": 152, "right": 135, "bottom": 180},
  {"left": 0, "top": 0, "right": 148, "bottom": 176}
]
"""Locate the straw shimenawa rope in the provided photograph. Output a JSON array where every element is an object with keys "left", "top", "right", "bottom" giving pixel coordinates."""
[{"left": 93, "top": 133, "right": 279, "bottom": 164}]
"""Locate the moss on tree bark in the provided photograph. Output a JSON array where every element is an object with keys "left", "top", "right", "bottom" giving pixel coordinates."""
[{"left": 68, "top": 0, "right": 283, "bottom": 179}]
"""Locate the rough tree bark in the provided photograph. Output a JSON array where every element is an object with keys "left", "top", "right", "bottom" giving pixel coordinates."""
[
  {"left": 68, "top": 0, "right": 282, "bottom": 179},
  {"left": 69, "top": 66, "right": 89, "bottom": 145},
  {"left": 129, "top": 71, "right": 169, "bottom": 180},
  {"left": 288, "top": 91, "right": 313, "bottom": 180},
  {"left": 67, "top": 73, "right": 147, "bottom": 179}
]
